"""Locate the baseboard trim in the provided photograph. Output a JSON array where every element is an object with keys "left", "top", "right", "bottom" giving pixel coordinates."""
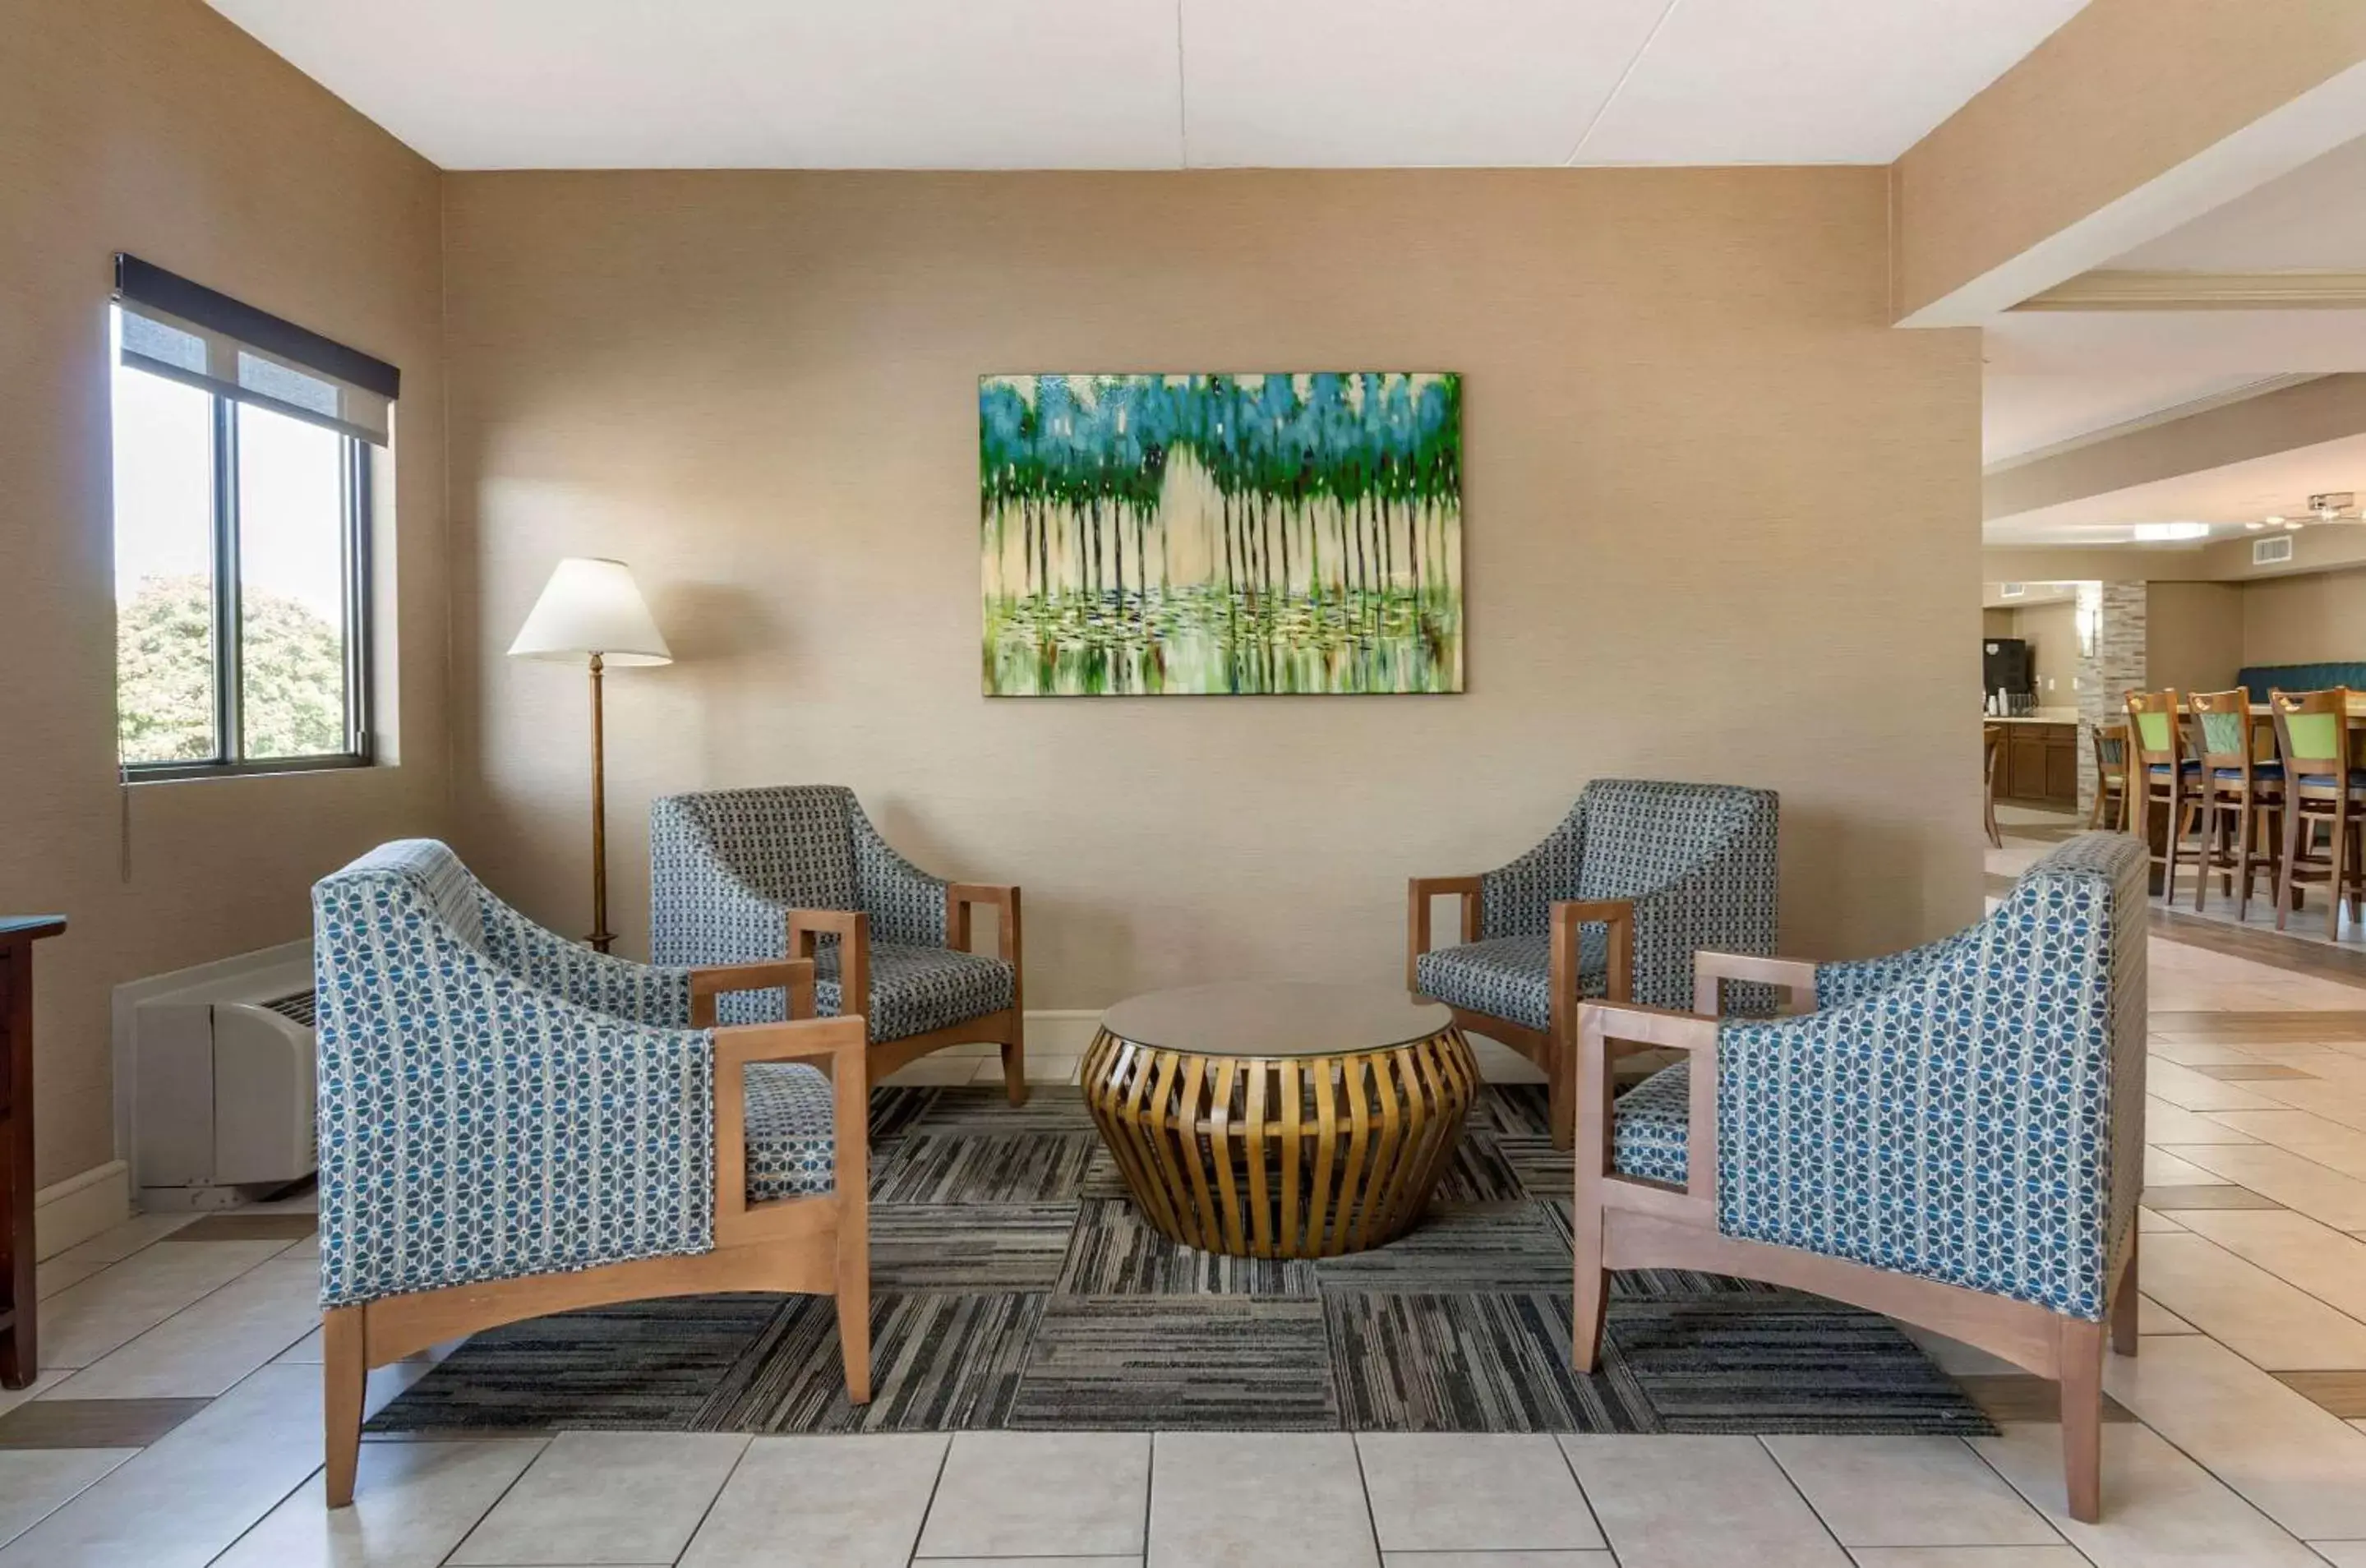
[
  {"left": 1026, "top": 1008, "right": 1101, "bottom": 1055},
  {"left": 36, "top": 1160, "right": 131, "bottom": 1260}
]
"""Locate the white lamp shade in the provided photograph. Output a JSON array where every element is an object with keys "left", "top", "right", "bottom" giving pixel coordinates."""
[{"left": 507, "top": 557, "right": 673, "bottom": 666}]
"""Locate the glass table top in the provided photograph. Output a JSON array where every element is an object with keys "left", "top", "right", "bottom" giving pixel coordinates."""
[{"left": 1098, "top": 981, "right": 1455, "bottom": 1058}]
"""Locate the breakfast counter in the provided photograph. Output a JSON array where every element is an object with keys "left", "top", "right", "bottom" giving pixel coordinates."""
[{"left": 1984, "top": 712, "right": 2080, "bottom": 806}]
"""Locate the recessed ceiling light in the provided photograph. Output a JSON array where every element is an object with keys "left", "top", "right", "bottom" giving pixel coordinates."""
[
  {"left": 2265, "top": 514, "right": 2287, "bottom": 525},
  {"left": 2246, "top": 521, "right": 2267, "bottom": 531}
]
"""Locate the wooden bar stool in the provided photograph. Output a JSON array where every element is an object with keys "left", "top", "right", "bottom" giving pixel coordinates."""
[
  {"left": 1983, "top": 722, "right": 2005, "bottom": 850},
  {"left": 2089, "top": 721, "right": 2130, "bottom": 832},
  {"left": 2188, "top": 689, "right": 2283, "bottom": 920},
  {"left": 2127, "top": 689, "right": 2200, "bottom": 903},
  {"left": 2271, "top": 687, "right": 2366, "bottom": 938}
]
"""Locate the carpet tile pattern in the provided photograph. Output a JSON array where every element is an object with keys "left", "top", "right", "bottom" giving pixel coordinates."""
[{"left": 371, "top": 1085, "right": 1994, "bottom": 1437}]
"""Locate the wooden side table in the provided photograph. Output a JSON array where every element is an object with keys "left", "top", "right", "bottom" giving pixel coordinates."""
[
  {"left": 0, "top": 916, "right": 65, "bottom": 1389},
  {"left": 1084, "top": 980, "right": 1476, "bottom": 1259}
]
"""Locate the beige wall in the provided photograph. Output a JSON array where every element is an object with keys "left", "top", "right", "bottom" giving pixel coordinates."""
[
  {"left": 0, "top": 0, "right": 450, "bottom": 1184},
  {"left": 2242, "top": 567, "right": 2366, "bottom": 669},
  {"left": 2147, "top": 581, "right": 2245, "bottom": 695},
  {"left": 442, "top": 168, "right": 1984, "bottom": 1006},
  {"left": 2004, "top": 602, "right": 2080, "bottom": 703}
]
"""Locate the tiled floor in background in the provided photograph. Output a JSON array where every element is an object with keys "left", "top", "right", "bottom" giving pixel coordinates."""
[{"left": 6, "top": 826, "right": 2366, "bottom": 1563}]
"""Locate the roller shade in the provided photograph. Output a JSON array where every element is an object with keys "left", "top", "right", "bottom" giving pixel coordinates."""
[{"left": 113, "top": 254, "right": 398, "bottom": 445}]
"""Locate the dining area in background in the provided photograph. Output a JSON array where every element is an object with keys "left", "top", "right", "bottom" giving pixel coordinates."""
[{"left": 2118, "top": 682, "right": 2366, "bottom": 941}]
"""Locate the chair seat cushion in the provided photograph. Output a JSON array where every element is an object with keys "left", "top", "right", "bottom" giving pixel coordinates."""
[
  {"left": 2213, "top": 765, "right": 2282, "bottom": 782},
  {"left": 2147, "top": 761, "right": 2200, "bottom": 775},
  {"left": 1611, "top": 1062, "right": 1691, "bottom": 1185},
  {"left": 2296, "top": 769, "right": 2366, "bottom": 791},
  {"left": 1413, "top": 929, "right": 1610, "bottom": 1033},
  {"left": 745, "top": 1062, "right": 836, "bottom": 1201},
  {"left": 816, "top": 942, "right": 1015, "bottom": 1043}
]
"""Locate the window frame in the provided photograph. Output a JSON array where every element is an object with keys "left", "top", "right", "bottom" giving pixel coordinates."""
[{"left": 113, "top": 359, "right": 376, "bottom": 781}]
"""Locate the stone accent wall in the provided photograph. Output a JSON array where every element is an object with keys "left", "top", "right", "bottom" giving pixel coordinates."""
[{"left": 2076, "top": 581, "right": 2147, "bottom": 818}]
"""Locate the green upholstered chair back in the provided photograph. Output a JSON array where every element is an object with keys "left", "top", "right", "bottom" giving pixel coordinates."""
[{"left": 2271, "top": 688, "right": 2353, "bottom": 777}]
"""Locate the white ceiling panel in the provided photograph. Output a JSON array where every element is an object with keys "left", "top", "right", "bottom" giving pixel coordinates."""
[
  {"left": 2114, "top": 135, "right": 2366, "bottom": 271},
  {"left": 1573, "top": 0, "right": 2089, "bottom": 165},
  {"left": 209, "top": 0, "right": 1186, "bottom": 169},
  {"left": 1986, "top": 311, "right": 2366, "bottom": 376},
  {"left": 206, "top": 0, "right": 2092, "bottom": 169},
  {"left": 683, "top": 2, "right": 1185, "bottom": 170},
  {"left": 1981, "top": 370, "right": 2285, "bottom": 467},
  {"left": 206, "top": 0, "right": 777, "bottom": 168},
  {"left": 1179, "top": 0, "right": 1669, "bottom": 167}
]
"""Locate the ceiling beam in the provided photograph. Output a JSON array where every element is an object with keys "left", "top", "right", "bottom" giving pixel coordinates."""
[
  {"left": 1892, "top": 0, "right": 2366, "bottom": 327},
  {"left": 2012, "top": 270, "right": 2366, "bottom": 311},
  {"left": 1985, "top": 374, "right": 2366, "bottom": 522},
  {"left": 1982, "top": 531, "right": 2366, "bottom": 585}
]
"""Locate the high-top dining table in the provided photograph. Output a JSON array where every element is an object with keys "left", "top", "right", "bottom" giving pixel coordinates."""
[{"left": 2117, "top": 695, "right": 2366, "bottom": 896}]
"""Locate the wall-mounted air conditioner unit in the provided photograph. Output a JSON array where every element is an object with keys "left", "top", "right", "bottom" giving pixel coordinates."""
[
  {"left": 2254, "top": 535, "right": 2295, "bottom": 566},
  {"left": 131, "top": 950, "right": 316, "bottom": 1210}
]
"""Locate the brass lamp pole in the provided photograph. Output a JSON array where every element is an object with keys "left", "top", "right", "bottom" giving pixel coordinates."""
[{"left": 507, "top": 558, "right": 672, "bottom": 952}]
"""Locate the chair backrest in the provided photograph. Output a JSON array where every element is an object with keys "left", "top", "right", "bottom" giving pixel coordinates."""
[
  {"left": 2091, "top": 721, "right": 2127, "bottom": 783},
  {"left": 2188, "top": 689, "right": 2272, "bottom": 776},
  {"left": 649, "top": 786, "right": 860, "bottom": 910},
  {"left": 2271, "top": 687, "right": 2354, "bottom": 782},
  {"left": 2124, "top": 689, "right": 2185, "bottom": 768},
  {"left": 314, "top": 838, "right": 488, "bottom": 957},
  {"left": 1573, "top": 779, "right": 1778, "bottom": 902}
]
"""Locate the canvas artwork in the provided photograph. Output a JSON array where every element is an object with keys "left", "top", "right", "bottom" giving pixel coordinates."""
[{"left": 980, "top": 372, "right": 1463, "bottom": 696}]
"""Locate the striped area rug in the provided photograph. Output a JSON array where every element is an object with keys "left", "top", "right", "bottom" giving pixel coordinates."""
[{"left": 369, "top": 1086, "right": 1992, "bottom": 1437}]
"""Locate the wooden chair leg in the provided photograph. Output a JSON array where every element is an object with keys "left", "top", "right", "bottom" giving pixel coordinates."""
[
  {"left": 323, "top": 1307, "right": 367, "bottom": 1509},
  {"left": 1571, "top": 1205, "right": 1609, "bottom": 1374},
  {"left": 2331, "top": 803, "right": 2350, "bottom": 940},
  {"left": 2059, "top": 1316, "right": 2107, "bottom": 1524},
  {"left": 2192, "top": 799, "right": 2214, "bottom": 913},
  {"left": 1000, "top": 1022, "right": 1029, "bottom": 1108},
  {"left": 1547, "top": 1032, "right": 1575, "bottom": 1151},
  {"left": 2279, "top": 804, "right": 2302, "bottom": 930},
  {"left": 2111, "top": 1229, "right": 2139, "bottom": 1358},
  {"left": 836, "top": 1243, "right": 872, "bottom": 1406}
]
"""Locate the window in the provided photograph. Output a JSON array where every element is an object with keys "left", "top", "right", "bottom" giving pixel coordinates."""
[{"left": 109, "top": 256, "right": 396, "bottom": 777}]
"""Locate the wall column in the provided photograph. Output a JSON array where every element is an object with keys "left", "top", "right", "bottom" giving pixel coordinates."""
[{"left": 2076, "top": 581, "right": 2147, "bottom": 817}]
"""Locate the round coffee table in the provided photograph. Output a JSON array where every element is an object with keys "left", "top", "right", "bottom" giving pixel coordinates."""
[{"left": 1082, "top": 980, "right": 1477, "bottom": 1259}]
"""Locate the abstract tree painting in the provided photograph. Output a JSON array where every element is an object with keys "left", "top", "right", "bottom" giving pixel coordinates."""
[{"left": 980, "top": 372, "right": 1463, "bottom": 696}]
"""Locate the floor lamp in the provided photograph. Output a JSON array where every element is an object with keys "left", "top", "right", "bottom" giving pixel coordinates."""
[{"left": 507, "top": 557, "right": 673, "bottom": 952}]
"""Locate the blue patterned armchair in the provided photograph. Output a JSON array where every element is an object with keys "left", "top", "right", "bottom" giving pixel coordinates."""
[
  {"left": 1575, "top": 832, "right": 2147, "bottom": 1523},
  {"left": 651, "top": 786, "right": 1025, "bottom": 1100},
  {"left": 313, "top": 840, "right": 869, "bottom": 1508},
  {"left": 1408, "top": 778, "right": 1778, "bottom": 1146}
]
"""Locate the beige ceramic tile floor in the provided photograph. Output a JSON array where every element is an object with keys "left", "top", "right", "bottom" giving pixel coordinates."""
[{"left": 4, "top": 832, "right": 2366, "bottom": 1564}]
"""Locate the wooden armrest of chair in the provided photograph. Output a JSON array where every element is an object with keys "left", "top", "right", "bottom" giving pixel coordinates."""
[
  {"left": 786, "top": 909, "right": 869, "bottom": 1041},
  {"left": 1552, "top": 898, "right": 1635, "bottom": 1002},
  {"left": 688, "top": 958, "right": 817, "bottom": 1028},
  {"left": 1405, "top": 876, "right": 1483, "bottom": 989},
  {"left": 1575, "top": 998, "right": 1720, "bottom": 1217},
  {"left": 1691, "top": 950, "right": 1818, "bottom": 1017},
  {"left": 948, "top": 883, "right": 1022, "bottom": 964},
  {"left": 710, "top": 1014, "right": 869, "bottom": 1236}
]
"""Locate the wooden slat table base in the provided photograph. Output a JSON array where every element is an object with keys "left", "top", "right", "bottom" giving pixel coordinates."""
[{"left": 1082, "top": 1023, "right": 1477, "bottom": 1259}]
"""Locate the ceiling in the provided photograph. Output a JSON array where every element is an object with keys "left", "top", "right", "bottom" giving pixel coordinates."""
[
  {"left": 1982, "top": 430, "right": 2366, "bottom": 546},
  {"left": 204, "top": 0, "right": 2089, "bottom": 170},
  {"left": 1980, "top": 369, "right": 2278, "bottom": 467},
  {"left": 2113, "top": 135, "right": 2366, "bottom": 272}
]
